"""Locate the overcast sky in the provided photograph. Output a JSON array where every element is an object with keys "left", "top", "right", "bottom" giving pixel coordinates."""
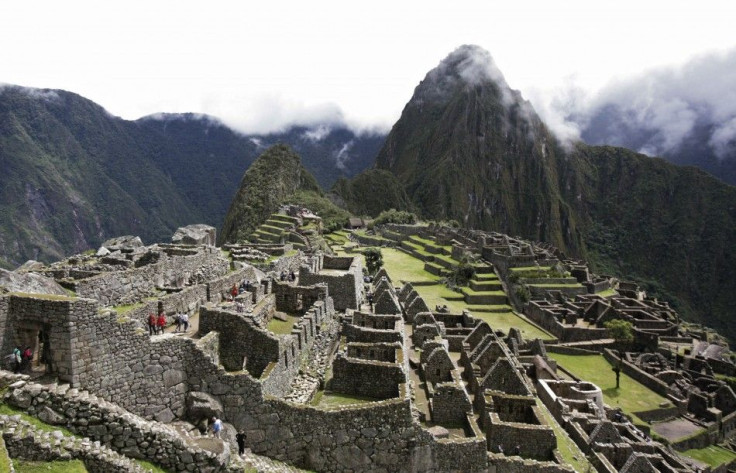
[{"left": 2, "top": 0, "right": 735, "bottom": 134}]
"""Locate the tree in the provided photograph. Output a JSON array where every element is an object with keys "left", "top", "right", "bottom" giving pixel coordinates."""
[
  {"left": 604, "top": 319, "right": 634, "bottom": 347},
  {"left": 364, "top": 248, "right": 383, "bottom": 275},
  {"left": 604, "top": 319, "right": 634, "bottom": 389}
]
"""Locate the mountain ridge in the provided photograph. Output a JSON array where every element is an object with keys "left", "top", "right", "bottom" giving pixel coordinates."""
[
  {"left": 0, "top": 85, "right": 382, "bottom": 267},
  {"left": 347, "top": 45, "right": 736, "bottom": 341}
]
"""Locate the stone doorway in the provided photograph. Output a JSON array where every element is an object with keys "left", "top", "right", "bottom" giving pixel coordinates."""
[{"left": 16, "top": 322, "right": 53, "bottom": 377}]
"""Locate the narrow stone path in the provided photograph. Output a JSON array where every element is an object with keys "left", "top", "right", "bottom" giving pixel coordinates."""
[{"left": 284, "top": 312, "right": 341, "bottom": 403}]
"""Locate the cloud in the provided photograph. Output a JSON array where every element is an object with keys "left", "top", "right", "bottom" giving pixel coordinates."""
[
  {"left": 302, "top": 124, "right": 332, "bottom": 142},
  {"left": 540, "top": 48, "right": 736, "bottom": 159},
  {"left": 418, "top": 45, "right": 514, "bottom": 106},
  {"left": 333, "top": 140, "right": 354, "bottom": 172},
  {"left": 0, "top": 83, "right": 60, "bottom": 102}
]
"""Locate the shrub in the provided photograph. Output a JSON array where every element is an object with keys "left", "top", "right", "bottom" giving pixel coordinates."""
[
  {"left": 374, "top": 209, "right": 418, "bottom": 226},
  {"left": 364, "top": 247, "right": 383, "bottom": 275},
  {"left": 515, "top": 285, "right": 531, "bottom": 303}
]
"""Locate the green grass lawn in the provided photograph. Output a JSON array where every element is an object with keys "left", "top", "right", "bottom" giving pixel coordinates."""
[
  {"left": 474, "top": 311, "right": 554, "bottom": 341},
  {"left": 548, "top": 353, "right": 672, "bottom": 425},
  {"left": 312, "top": 391, "right": 379, "bottom": 407},
  {"left": 408, "top": 235, "right": 437, "bottom": 246},
  {"left": 536, "top": 399, "right": 593, "bottom": 473},
  {"left": 381, "top": 248, "right": 441, "bottom": 283},
  {"left": 596, "top": 288, "right": 618, "bottom": 298},
  {"left": 267, "top": 314, "right": 301, "bottom": 335},
  {"left": 682, "top": 445, "right": 736, "bottom": 468},
  {"left": 13, "top": 460, "right": 88, "bottom": 473},
  {"left": 526, "top": 283, "right": 583, "bottom": 288},
  {"left": 411, "top": 285, "right": 552, "bottom": 340},
  {"left": 509, "top": 266, "right": 552, "bottom": 273}
]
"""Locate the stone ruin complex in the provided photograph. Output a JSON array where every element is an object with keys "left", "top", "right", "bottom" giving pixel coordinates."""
[{"left": 0, "top": 220, "right": 733, "bottom": 472}]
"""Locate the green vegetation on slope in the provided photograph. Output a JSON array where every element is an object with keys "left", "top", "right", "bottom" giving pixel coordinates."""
[
  {"left": 219, "top": 144, "right": 322, "bottom": 244},
  {"left": 342, "top": 45, "right": 736, "bottom": 344}
]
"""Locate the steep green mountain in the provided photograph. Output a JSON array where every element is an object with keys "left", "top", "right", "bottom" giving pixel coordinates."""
[
  {"left": 372, "top": 45, "right": 585, "bottom": 254},
  {"left": 580, "top": 104, "right": 736, "bottom": 187},
  {"left": 0, "top": 87, "right": 381, "bottom": 268},
  {"left": 253, "top": 125, "right": 385, "bottom": 189},
  {"left": 219, "top": 144, "right": 334, "bottom": 244},
  {"left": 330, "top": 169, "right": 414, "bottom": 217},
  {"left": 350, "top": 45, "right": 736, "bottom": 341},
  {"left": 0, "top": 86, "right": 196, "bottom": 267}
]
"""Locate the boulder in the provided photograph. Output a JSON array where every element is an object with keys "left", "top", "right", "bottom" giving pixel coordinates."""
[
  {"left": 172, "top": 224, "right": 216, "bottom": 246},
  {"left": 186, "top": 391, "right": 223, "bottom": 421},
  {"left": 0, "top": 269, "right": 67, "bottom": 296},
  {"left": 102, "top": 235, "right": 144, "bottom": 252}
]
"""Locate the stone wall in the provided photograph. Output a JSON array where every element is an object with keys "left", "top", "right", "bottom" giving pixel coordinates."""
[
  {"left": 328, "top": 355, "right": 405, "bottom": 399},
  {"left": 430, "top": 381, "right": 472, "bottom": 424},
  {"left": 199, "top": 306, "right": 280, "bottom": 376},
  {"left": 299, "top": 256, "right": 362, "bottom": 312},
  {"left": 485, "top": 411, "right": 557, "bottom": 460},
  {"left": 1, "top": 415, "right": 148, "bottom": 472},
  {"left": 2, "top": 295, "right": 84, "bottom": 384},
  {"left": 487, "top": 454, "right": 575, "bottom": 473},
  {"left": 342, "top": 324, "right": 403, "bottom": 344},
  {"left": 73, "top": 247, "right": 228, "bottom": 306},
  {"left": 3, "top": 379, "right": 231, "bottom": 472}
]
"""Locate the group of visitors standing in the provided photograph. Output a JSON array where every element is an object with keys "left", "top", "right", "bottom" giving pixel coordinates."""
[
  {"left": 9, "top": 346, "right": 33, "bottom": 373},
  {"left": 148, "top": 311, "right": 189, "bottom": 335}
]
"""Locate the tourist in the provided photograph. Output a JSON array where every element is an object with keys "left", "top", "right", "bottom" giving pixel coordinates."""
[
  {"left": 211, "top": 417, "right": 223, "bottom": 438},
  {"left": 230, "top": 284, "right": 238, "bottom": 298},
  {"left": 174, "top": 312, "right": 182, "bottom": 332},
  {"left": 21, "top": 346, "right": 32, "bottom": 372},
  {"left": 288, "top": 270, "right": 295, "bottom": 282},
  {"left": 280, "top": 271, "right": 286, "bottom": 281},
  {"left": 181, "top": 312, "right": 189, "bottom": 332},
  {"left": 148, "top": 312, "right": 157, "bottom": 336},
  {"left": 157, "top": 311, "right": 167, "bottom": 334},
  {"left": 236, "top": 430, "right": 246, "bottom": 456},
  {"left": 513, "top": 445, "right": 520, "bottom": 456},
  {"left": 11, "top": 346, "right": 21, "bottom": 373}
]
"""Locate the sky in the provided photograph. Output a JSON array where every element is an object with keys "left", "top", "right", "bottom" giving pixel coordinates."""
[{"left": 2, "top": 0, "right": 736, "bottom": 135}]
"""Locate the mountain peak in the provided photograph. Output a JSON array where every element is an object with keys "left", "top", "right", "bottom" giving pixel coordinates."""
[{"left": 416, "top": 45, "right": 511, "bottom": 104}]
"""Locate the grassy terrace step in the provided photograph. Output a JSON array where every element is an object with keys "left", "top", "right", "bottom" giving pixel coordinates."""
[
  {"left": 472, "top": 272, "right": 499, "bottom": 280},
  {"left": 509, "top": 265, "right": 552, "bottom": 273},
  {"left": 526, "top": 283, "right": 584, "bottom": 288},
  {"left": 461, "top": 287, "right": 508, "bottom": 305},
  {"left": 472, "top": 264, "right": 495, "bottom": 274},
  {"left": 401, "top": 240, "right": 424, "bottom": 251},
  {"left": 424, "top": 262, "right": 449, "bottom": 277},
  {"left": 254, "top": 228, "right": 281, "bottom": 238},
  {"left": 466, "top": 304, "right": 513, "bottom": 313},
  {"left": 265, "top": 219, "right": 294, "bottom": 230},
  {"left": 270, "top": 214, "right": 300, "bottom": 224},
  {"left": 261, "top": 224, "right": 288, "bottom": 234},
  {"left": 469, "top": 280, "right": 503, "bottom": 292},
  {"left": 431, "top": 254, "right": 460, "bottom": 270}
]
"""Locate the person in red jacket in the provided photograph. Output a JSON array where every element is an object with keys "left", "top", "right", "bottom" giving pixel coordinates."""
[
  {"left": 157, "top": 311, "right": 167, "bottom": 334},
  {"left": 148, "top": 312, "right": 157, "bottom": 336},
  {"left": 230, "top": 284, "right": 238, "bottom": 298}
]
